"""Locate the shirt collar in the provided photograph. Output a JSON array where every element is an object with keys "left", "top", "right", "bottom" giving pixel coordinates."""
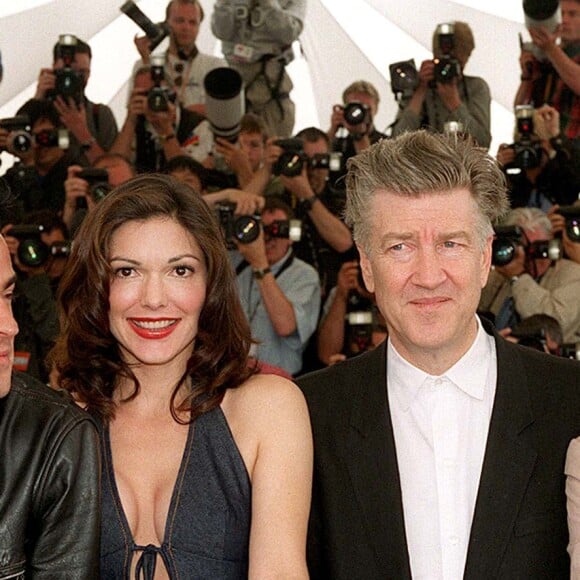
[{"left": 387, "top": 316, "right": 493, "bottom": 411}]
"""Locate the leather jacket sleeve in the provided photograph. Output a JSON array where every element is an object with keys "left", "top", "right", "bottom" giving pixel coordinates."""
[{"left": 0, "top": 374, "right": 100, "bottom": 579}]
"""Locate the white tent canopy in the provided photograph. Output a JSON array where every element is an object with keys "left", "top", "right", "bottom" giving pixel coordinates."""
[{"left": 0, "top": 0, "right": 534, "bottom": 172}]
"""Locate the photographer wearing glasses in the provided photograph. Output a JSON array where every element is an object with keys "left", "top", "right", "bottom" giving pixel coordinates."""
[
  {"left": 479, "top": 207, "right": 580, "bottom": 344},
  {"left": 392, "top": 21, "right": 491, "bottom": 148}
]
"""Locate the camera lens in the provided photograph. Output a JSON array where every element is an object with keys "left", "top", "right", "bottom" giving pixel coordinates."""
[
  {"left": 566, "top": 217, "right": 580, "bottom": 242},
  {"left": 10, "top": 131, "right": 32, "bottom": 153},
  {"left": 234, "top": 215, "right": 260, "bottom": 244},
  {"left": 492, "top": 238, "right": 517, "bottom": 266},
  {"left": 17, "top": 238, "right": 49, "bottom": 268},
  {"left": 343, "top": 102, "right": 367, "bottom": 126}
]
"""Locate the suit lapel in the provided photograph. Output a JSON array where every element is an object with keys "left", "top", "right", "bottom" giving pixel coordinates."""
[
  {"left": 464, "top": 335, "right": 537, "bottom": 578},
  {"left": 344, "top": 343, "right": 412, "bottom": 578}
]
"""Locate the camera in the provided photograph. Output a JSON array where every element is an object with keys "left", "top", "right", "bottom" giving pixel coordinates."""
[
  {"left": 523, "top": 0, "right": 561, "bottom": 61},
  {"left": 6, "top": 225, "right": 72, "bottom": 268},
  {"left": 120, "top": 0, "right": 169, "bottom": 51},
  {"left": 35, "top": 128, "right": 69, "bottom": 149},
  {"left": 558, "top": 205, "right": 580, "bottom": 242},
  {"left": 263, "top": 219, "right": 302, "bottom": 242},
  {"left": 48, "top": 34, "right": 84, "bottom": 105},
  {"left": 343, "top": 102, "right": 370, "bottom": 126},
  {"left": 204, "top": 67, "right": 244, "bottom": 142},
  {"left": 77, "top": 168, "right": 111, "bottom": 205},
  {"left": 389, "top": 59, "right": 419, "bottom": 100},
  {"left": 308, "top": 152, "right": 343, "bottom": 173},
  {"left": 147, "top": 55, "right": 172, "bottom": 112},
  {"left": 443, "top": 121, "right": 465, "bottom": 135},
  {"left": 560, "top": 342, "right": 580, "bottom": 361},
  {"left": 506, "top": 105, "right": 543, "bottom": 170},
  {"left": 433, "top": 23, "right": 461, "bottom": 84},
  {"left": 492, "top": 225, "right": 522, "bottom": 266},
  {"left": 0, "top": 115, "right": 33, "bottom": 154},
  {"left": 217, "top": 203, "right": 261, "bottom": 250},
  {"left": 345, "top": 289, "right": 375, "bottom": 358},
  {"left": 272, "top": 138, "right": 307, "bottom": 177}
]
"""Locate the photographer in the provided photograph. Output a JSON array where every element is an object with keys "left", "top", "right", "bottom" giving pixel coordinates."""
[
  {"left": 2, "top": 99, "right": 82, "bottom": 221},
  {"left": 132, "top": 0, "right": 225, "bottom": 114},
  {"left": 496, "top": 105, "right": 580, "bottom": 208},
  {"left": 0, "top": 210, "right": 67, "bottom": 382},
  {"left": 63, "top": 153, "right": 135, "bottom": 236},
  {"left": 111, "top": 64, "right": 212, "bottom": 173},
  {"left": 34, "top": 35, "right": 118, "bottom": 164},
  {"left": 235, "top": 196, "right": 320, "bottom": 376},
  {"left": 549, "top": 201, "right": 580, "bottom": 264},
  {"left": 249, "top": 127, "right": 354, "bottom": 297},
  {"left": 392, "top": 21, "right": 491, "bottom": 148},
  {"left": 515, "top": 0, "right": 580, "bottom": 139},
  {"left": 479, "top": 207, "right": 580, "bottom": 343},
  {"left": 211, "top": 0, "right": 306, "bottom": 137},
  {"left": 317, "top": 260, "right": 387, "bottom": 366}
]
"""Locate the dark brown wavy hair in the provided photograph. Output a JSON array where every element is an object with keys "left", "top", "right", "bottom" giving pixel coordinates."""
[{"left": 52, "top": 173, "right": 256, "bottom": 423}]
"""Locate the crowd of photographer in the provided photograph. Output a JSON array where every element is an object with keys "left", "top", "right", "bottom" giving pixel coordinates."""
[{"left": 0, "top": 0, "right": 579, "bottom": 381}]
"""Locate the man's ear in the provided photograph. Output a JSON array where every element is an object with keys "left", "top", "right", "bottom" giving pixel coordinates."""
[{"left": 356, "top": 243, "right": 375, "bottom": 294}]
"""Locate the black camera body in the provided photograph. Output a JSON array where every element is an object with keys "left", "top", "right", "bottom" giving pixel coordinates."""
[
  {"left": 509, "top": 105, "right": 543, "bottom": 169},
  {"left": 147, "top": 55, "right": 171, "bottom": 112},
  {"left": 345, "top": 291, "right": 375, "bottom": 358},
  {"left": 389, "top": 59, "right": 419, "bottom": 100},
  {"left": 6, "top": 225, "right": 71, "bottom": 268},
  {"left": 263, "top": 219, "right": 302, "bottom": 242},
  {"left": 558, "top": 205, "right": 580, "bottom": 242},
  {"left": 308, "top": 152, "right": 343, "bottom": 173},
  {"left": 35, "top": 128, "right": 69, "bottom": 149},
  {"left": 217, "top": 203, "right": 261, "bottom": 250},
  {"left": 48, "top": 34, "right": 84, "bottom": 105},
  {"left": 0, "top": 115, "right": 33, "bottom": 154},
  {"left": 432, "top": 23, "right": 461, "bottom": 85},
  {"left": 120, "top": 0, "right": 169, "bottom": 51},
  {"left": 273, "top": 138, "right": 307, "bottom": 177},
  {"left": 77, "top": 168, "right": 111, "bottom": 204}
]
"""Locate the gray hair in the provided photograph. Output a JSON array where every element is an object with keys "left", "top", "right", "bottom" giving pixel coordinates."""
[
  {"left": 501, "top": 207, "right": 552, "bottom": 237},
  {"left": 344, "top": 130, "right": 509, "bottom": 253}
]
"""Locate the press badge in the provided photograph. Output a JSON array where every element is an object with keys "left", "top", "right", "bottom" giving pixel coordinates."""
[{"left": 233, "top": 44, "right": 254, "bottom": 63}]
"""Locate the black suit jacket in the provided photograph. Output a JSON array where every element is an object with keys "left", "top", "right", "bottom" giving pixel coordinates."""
[{"left": 297, "top": 324, "right": 580, "bottom": 579}]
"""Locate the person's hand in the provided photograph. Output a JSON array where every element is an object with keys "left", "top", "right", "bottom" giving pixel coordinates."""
[
  {"left": 147, "top": 101, "right": 176, "bottom": 138},
  {"left": 214, "top": 137, "right": 252, "bottom": 177},
  {"left": 221, "top": 188, "right": 265, "bottom": 215},
  {"left": 336, "top": 260, "right": 361, "bottom": 299},
  {"left": 418, "top": 59, "right": 435, "bottom": 89},
  {"left": 496, "top": 143, "right": 516, "bottom": 167},
  {"left": 547, "top": 204, "right": 565, "bottom": 235},
  {"left": 533, "top": 105, "right": 560, "bottom": 140},
  {"left": 437, "top": 78, "right": 462, "bottom": 111},
  {"left": 262, "top": 136, "right": 283, "bottom": 172},
  {"left": 329, "top": 104, "right": 345, "bottom": 137},
  {"left": 127, "top": 90, "right": 148, "bottom": 121},
  {"left": 279, "top": 165, "right": 313, "bottom": 200},
  {"left": 133, "top": 34, "right": 151, "bottom": 63},
  {"left": 34, "top": 67, "right": 56, "bottom": 99},
  {"left": 64, "top": 165, "right": 91, "bottom": 212},
  {"left": 53, "top": 96, "right": 90, "bottom": 141},
  {"left": 327, "top": 353, "right": 347, "bottom": 365},
  {"left": 235, "top": 227, "right": 268, "bottom": 270},
  {"left": 519, "top": 48, "right": 540, "bottom": 81},
  {"left": 529, "top": 25, "right": 559, "bottom": 55},
  {"left": 495, "top": 245, "right": 527, "bottom": 279}
]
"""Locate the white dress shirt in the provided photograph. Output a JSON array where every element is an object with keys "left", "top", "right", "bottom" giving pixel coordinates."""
[{"left": 388, "top": 317, "right": 497, "bottom": 579}]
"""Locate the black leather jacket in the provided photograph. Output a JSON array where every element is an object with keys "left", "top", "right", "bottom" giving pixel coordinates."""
[{"left": 0, "top": 373, "right": 100, "bottom": 579}]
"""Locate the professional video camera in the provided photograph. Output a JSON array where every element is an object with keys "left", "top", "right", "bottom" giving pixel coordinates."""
[
  {"left": 6, "top": 225, "right": 72, "bottom": 268},
  {"left": 120, "top": 0, "right": 169, "bottom": 51},
  {"left": 558, "top": 205, "right": 580, "bottom": 242},
  {"left": 389, "top": 59, "right": 419, "bottom": 101},
  {"left": 272, "top": 138, "right": 307, "bottom": 177},
  {"left": 433, "top": 23, "right": 461, "bottom": 84},
  {"left": 508, "top": 105, "right": 543, "bottom": 169},
  {"left": 48, "top": 34, "right": 84, "bottom": 105},
  {"left": 147, "top": 55, "right": 172, "bottom": 112},
  {"left": 76, "top": 168, "right": 111, "bottom": 207},
  {"left": 492, "top": 224, "right": 561, "bottom": 266},
  {"left": 0, "top": 115, "right": 33, "bottom": 154}
]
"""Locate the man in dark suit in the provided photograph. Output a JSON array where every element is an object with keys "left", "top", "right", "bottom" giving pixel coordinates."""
[{"left": 297, "top": 130, "right": 580, "bottom": 579}]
